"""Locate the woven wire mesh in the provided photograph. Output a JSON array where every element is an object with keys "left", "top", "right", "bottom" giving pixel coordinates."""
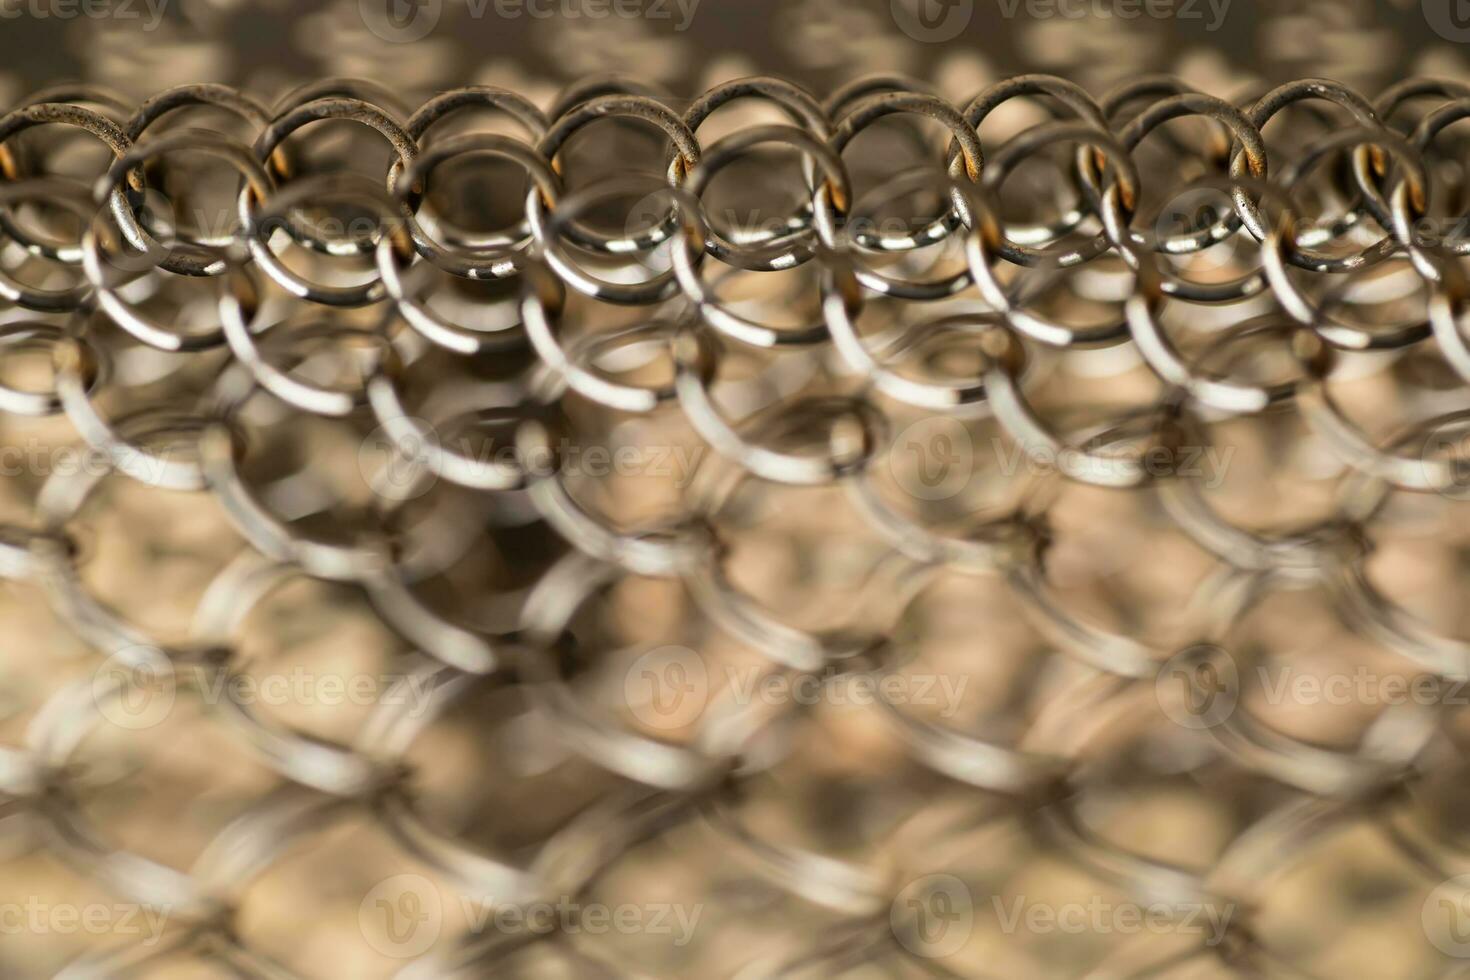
[{"left": 3, "top": 4, "right": 1470, "bottom": 979}]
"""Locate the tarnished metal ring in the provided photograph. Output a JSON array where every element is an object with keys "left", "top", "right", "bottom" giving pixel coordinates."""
[
  {"left": 686, "top": 76, "right": 830, "bottom": 137},
  {"left": 532, "top": 94, "right": 700, "bottom": 257},
  {"left": 820, "top": 91, "right": 983, "bottom": 255},
  {"left": 681, "top": 123, "right": 850, "bottom": 272},
  {"left": 983, "top": 120, "right": 1139, "bottom": 275},
  {"left": 0, "top": 101, "right": 139, "bottom": 264},
  {"left": 1111, "top": 92, "right": 1269, "bottom": 252},
  {"left": 1254, "top": 129, "right": 1433, "bottom": 342},
  {"left": 120, "top": 84, "right": 275, "bottom": 274},
  {"left": 398, "top": 85, "right": 550, "bottom": 255},
  {"left": 270, "top": 76, "right": 411, "bottom": 122},
  {"left": 1405, "top": 98, "right": 1470, "bottom": 259},
  {"left": 1246, "top": 78, "right": 1392, "bottom": 236},
  {"left": 250, "top": 96, "right": 419, "bottom": 258},
  {"left": 956, "top": 74, "right": 1111, "bottom": 249},
  {"left": 390, "top": 132, "right": 561, "bottom": 280},
  {"left": 84, "top": 129, "right": 276, "bottom": 351},
  {"left": 680, "top": 77, "right": 833, "bottom": 262},
  {"left": 1267, "top": 125, "right": 1425, "bottom": 277}
]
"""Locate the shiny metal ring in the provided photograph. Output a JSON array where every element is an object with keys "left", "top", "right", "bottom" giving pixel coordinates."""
[
  {"left": 532, "top": 174, "right": 698, "bottom": 306},
  {"left": 84, "top": 129, "right": 275, "bottom": 351},
  {"left": 0, "top": 177, "right": 98, "bottom": 312},
  {"left": 244, "top": 172, "right": 413, "bottom": 307},
  {"left": 521, "top": 259, "right": 716, "bottom": 413},
  {"left": 815, "top": 166, "right": 977, "bottom": 301},
  {"left": 219, "top": 264, "right": 391, "bottom": 417},
  {"left": 531, "top": 94, "right": 700, "bottom": 257}
]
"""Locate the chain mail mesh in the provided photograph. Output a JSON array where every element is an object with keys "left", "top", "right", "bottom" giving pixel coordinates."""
[{"left": 5, "top": 59, "right": 1470, "bottom": 980}]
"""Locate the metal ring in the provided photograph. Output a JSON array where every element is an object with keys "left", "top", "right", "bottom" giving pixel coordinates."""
[
  {"left": 531, "top": 94, "right": 700, "bottom": 257},
  {"left": 533, "top": 174, "right": 698, "bottom": 306},
  {"left": 673, "top": 325, "right": 886, "bottom": 485},
  {"left": 515, "top": 551, "right": 728, "bottom": 789},
  {"left": 218, "top": 264, "right": 391, "bottom": 417},
  {"left": 245, "top": 172, "right": 413, "bottom": 308},
  {"left": 0, "top": 177, "right": 97, "bottom": 312},
  {"left": 84, "top": 129, "right": 275, "bottom": 351},
  {"left": 820, "top": 91, "right": 983, "bottom": 255},
  {"left": 399, "top": 85, "right": 550, "bottom": 255},
  {"left": 0, "top": 101, "right": 138, "bottom": 264},
  {"left": 121, "top": 84, "right": 274, "bottom": 273},
  {"left": 0, "top": 320, "right": 100, "bottom": 417},
  {"left": 1113, "top": 92, "right": 1269, "bottom": 251},
  {"left": 681, "top": 123, "right": 850, "bottom": 273},
  {"left": 521, "top": 259, "right": 715, "bottom": 413},
  {"left": 249, "top": 97, "right": 418, "bottom": 258}
]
